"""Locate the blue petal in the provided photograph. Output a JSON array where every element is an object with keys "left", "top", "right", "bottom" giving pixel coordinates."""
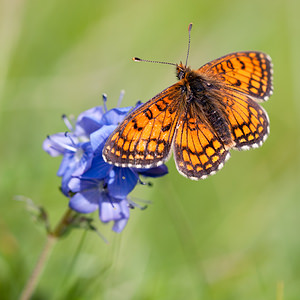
[
  {"left": 60, "top": 166, "right": 77, "bottom": 196},
  {"left": 69, "top": 191, "right": 99, "bottom": 213},
  {"left": 90, "top": 125, "right": 116, "bottom": 155},
  {"left": 107, "top": 167, "right": 138, "bottom": 198},
  {"left": 81, "top": 155, "right": 112, "bottom": 179},
  {"left": 68, "top": 177, "right": 82, "bottom": 193},
  {"left": 57, "top": 152, "right": 74, "bottom": 176},
  {"left": 57, "top": 142, "right": 93, "bottom": 180},
  {"left": 69, "top": 177, "right": 106, "bottom": 213},
  {"left": 99, "top": 196, "right": 129, "bottom": 222},
  {"left": 75, "top": 106, "right": 104, "bottom": 136},
  {"left": 112, "top": 218, "right": 129, "bottom": 233},
  {"left": 112, "top": 199, "right": 130, "bottom": 232},
  {"left": 68, "top": 177, "right": 103, "bottom": 193},
  {"left": 43, "top": 132, "right": 77, "bottom": 156},
  {"left": 99, "top": 107, "right": 132, "bottom": 126},
  {"left": 135, "top": 164, "right": 169, "bottom": 178},
  {"left": 71, "top": 143, "right": 94, "bottom": 176}
]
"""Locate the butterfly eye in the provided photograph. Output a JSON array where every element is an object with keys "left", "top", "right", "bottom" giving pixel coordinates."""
[
  {"left": 177, "top": 70, "right": 185, "bottom": 80},
  {"left": 205, "top": 82, "right": 213, "bottom": 88}
]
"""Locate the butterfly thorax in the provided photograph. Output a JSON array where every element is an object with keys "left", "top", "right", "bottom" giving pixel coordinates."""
[
  {"left": 176, "top": 63, "right": 215, "bottom": 100},
  {"left": 176, "top": 63, "right": 234, "bottom": 147}
]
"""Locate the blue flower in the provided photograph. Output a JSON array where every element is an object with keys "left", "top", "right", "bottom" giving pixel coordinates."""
[
  {"left": 43, "top": 133, "right": 93, "bottom": 196},
  {"left": 43, "top": 94, "right": 168, "bottom": 232},
  {"left": 68, "top": 177, "right": 130, "bottom": 233}
]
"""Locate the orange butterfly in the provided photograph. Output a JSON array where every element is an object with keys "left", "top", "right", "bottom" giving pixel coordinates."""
[{"left": 103, "top": 24, "right": 273, "bottom": 180}]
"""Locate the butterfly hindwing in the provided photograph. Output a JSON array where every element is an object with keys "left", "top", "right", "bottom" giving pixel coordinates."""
[
  {"left": 173, "top": 111, "right": 230, "bottom": 180},
  {"left": 220, "top": 90, "right": 270, "bottom": 150}
]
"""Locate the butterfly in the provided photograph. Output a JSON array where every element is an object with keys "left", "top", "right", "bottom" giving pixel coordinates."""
[{"left": 103, "top": 24, "right": 273, "bottom": 180}]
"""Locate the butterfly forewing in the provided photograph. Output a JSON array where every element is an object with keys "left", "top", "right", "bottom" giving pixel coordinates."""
[
  {"left": 199, "top": 51, "right": 273, "bottom": 101},
  {"left": 103, "top": 85, "right": 182, "bottom": 167}
]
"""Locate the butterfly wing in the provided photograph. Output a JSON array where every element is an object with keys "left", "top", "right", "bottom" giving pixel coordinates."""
[
  {"left": 173, "top": 110, "right": 230, "bottom": 180},
  {"left": 172, "top": 90, "right": 269, "bottom": 180},
  {"left": 221, "top": 90, "right": 270, "bottom": 150},
  {"left": 199, "top": 51, "right": 273, "bottom": 101},
  {"left": 103, "top": 84, "right": 182, "bottom": 168}
]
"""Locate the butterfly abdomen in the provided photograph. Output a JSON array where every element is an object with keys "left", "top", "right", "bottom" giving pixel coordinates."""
[
  {"left": 197, "top": 96, "right": 233, "bottom": 147},
  {"left": 184, "top": 71, "right": 233, "bottom": 147}
]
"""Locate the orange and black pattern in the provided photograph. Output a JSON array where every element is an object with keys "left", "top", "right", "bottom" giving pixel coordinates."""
[
  {"left": 221, "top": 91, "right": 270, "bottom": 150},
  {"left": 173, "top": 111, "right": 230, "bottom": 179},
  {"left": 103, "top": 86, "right": 181, "bottom": 167},
  {"left": 200, "top": 51, "right": 273, "bottom": 101},
  {"left": 103, "top": 51, "right": 273, "bottom": 180}
]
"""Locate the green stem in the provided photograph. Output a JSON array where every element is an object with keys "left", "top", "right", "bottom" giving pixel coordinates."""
[
  {"left": 19, "top": 208, "right": 75, "bottom": 300},
  {"left": 19, "top": 235, "right": 56, "bottom": 300},
  {"left": 51, "top": 208, "right": 74, "bottom": 238}
]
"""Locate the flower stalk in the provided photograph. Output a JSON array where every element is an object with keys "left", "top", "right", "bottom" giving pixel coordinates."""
[{"left": 20, "top": 209, "right": 75, "bottom": 300}]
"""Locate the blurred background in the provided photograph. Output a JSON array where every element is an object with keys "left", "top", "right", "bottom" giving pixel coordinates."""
[{"left": 1, "top": 0, "right": 299, "bottom": 299}]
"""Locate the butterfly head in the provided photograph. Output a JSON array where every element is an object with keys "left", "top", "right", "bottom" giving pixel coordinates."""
[{"left": 176, "top": 62, "right": 191, "bottom": 80}]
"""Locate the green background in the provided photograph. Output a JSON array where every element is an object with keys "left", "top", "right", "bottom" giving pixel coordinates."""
[{"left": 1, "top": 0, "right": 299, "bottom": 299}]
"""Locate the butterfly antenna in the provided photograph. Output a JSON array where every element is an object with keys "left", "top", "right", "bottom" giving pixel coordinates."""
[
  {"left": 185, "top": 23, "right": 193, "bottom": 66},
  {"left": 132, "top": 57, "right": 176, "bottom": 66}
]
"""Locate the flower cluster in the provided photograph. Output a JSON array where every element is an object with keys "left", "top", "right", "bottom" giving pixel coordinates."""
[{"left": 43, "top": 94, "right": 168, "bottom": 232}]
